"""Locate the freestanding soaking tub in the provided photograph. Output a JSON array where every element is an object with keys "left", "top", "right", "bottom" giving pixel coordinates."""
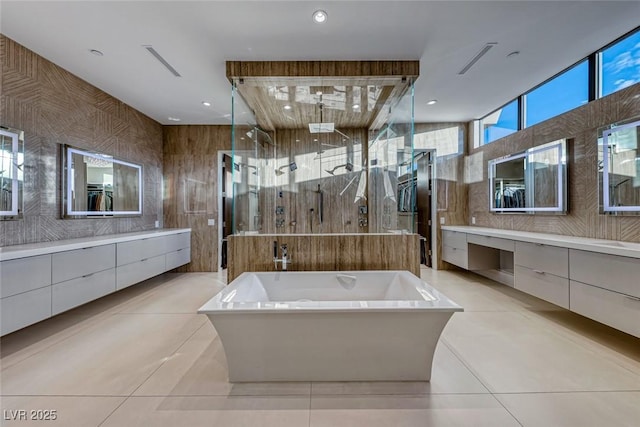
[{"left": 198, "top": 270, "right": 463, "bottom": 382}]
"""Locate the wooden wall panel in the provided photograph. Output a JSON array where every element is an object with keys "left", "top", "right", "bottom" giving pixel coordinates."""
[
  {"left": 255, "top": 128, "right": 369, "bottom": 235},
  {"left": 162, "top": 125, "right": 232, "bottom": 272},
  {"left": 467, "top": 82, "right": 640, "bottom": 243},
  {"left": 0, "top": 35, "right": 163, "bottom": 247},
  {"left": 228, "top": 234, "right": 420, "bottom": 283},
  {"left": 226, "top": 61, "right": 419, "bottom": 79}
]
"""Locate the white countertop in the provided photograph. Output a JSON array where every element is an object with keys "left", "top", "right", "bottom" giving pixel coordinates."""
[
  {"left": 442, "top": 226, "right": 640, "bottom": 259},
  {"left": 0, "top": 229, "right": 191, "bottom": 261},
  {"left": 233, "top": 232, "right": 417, "bottom": 237}
]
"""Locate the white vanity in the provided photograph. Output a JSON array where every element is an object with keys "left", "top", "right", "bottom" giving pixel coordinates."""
[
  {"left": 442, "top": 226, "right": 640, "bottom": 338},
  {"left": 0, "top": 229, "right": 191, "bottom": 336}
]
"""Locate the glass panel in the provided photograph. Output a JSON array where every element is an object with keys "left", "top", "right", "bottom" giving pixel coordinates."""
[
  {"left": 367, "top": 82, "right": 415, "bottom": 233},
  {"left": 231, "top": 77, "right": 415, "bottom": 235},
  {"left": 525, "top": 61, "right": 589, "bottom": 127},
  {"left": 600, "top": 29, "right": 640, "bottom": 98},
  {"left": 489, "top": 139, "right": 566, "bottom": 213},
  {"left": 599, "top": 117, "right": 640, "bottom": 214},
  {"left": 481, "top": 99, "right": 518, "bottom": 144},
  {"left": 0, "top": 127, "right": 24, "bottom": 219},
  {"left": 64, "top": 146, "right": 142, "bottom": 216},
  {"left": 231, "top": 81, "right": 263, "bottom": 234}
]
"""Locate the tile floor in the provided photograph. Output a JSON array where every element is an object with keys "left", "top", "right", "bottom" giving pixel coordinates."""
[{"left": 1, "top": 268, "right": 639, "bottom": 426}]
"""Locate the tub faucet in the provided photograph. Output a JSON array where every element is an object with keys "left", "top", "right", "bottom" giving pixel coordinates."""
[{"left": 273, "top": 241, "right": 292, "bottom": 271}]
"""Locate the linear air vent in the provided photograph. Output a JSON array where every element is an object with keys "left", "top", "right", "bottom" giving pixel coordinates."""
[
  {"left": 143, "top": 45, "right": 181, "bottom": 77},
  {"left": 458, "top": 42, "right": 497, "bottom": 75}
]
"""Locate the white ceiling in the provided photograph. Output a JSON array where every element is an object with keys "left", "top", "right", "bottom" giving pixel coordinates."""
[{"left": 1, "top": 1, "right": 639, "bottom": 126}]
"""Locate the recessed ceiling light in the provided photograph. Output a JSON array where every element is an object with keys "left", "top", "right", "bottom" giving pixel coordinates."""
[
  {"left": 312, "top": 10, "right": 328, "bottom": 24},
  {"left": 89, "top": 49, "right": 103, "bottom": 56},
  {"left": 202, "top": 101, "right": 211, "bottom": 107},
  {"left": 284, "top": 104, "right": 292, "bottom": 110},
  {"left": 316, "top": 91, "right": 323, "bottom": 96},
  {"left": 427, "top": 99, "right": 438, "bottom": 105},
  {"left": 507, "top": 51, "right": 520, "bottom": 58},
  {"left": 168, "top": 117, "right": 181, "bottom": 122},
  {"left": 352, "top": 104, "right": 360, "bottom": 109},
  {"left": 313, "top": 138, "right": 318, "bottom": 142}
]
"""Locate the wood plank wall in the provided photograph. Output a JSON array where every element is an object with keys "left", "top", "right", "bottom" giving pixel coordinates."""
[
  {"left": 467, "top": 82, "right": 640, "bottom": 242},
  {"left": 258, "top": 128, "right": 369, "bottom": 234},
  {"left": 228, "top": 233, "right": 420, "bottom": 283},
  {"left": 0, "top": 35, "right": 163, "bottom": 246},
  {"left": 163, "top": 125, "right": 232, "bottom": 272}
]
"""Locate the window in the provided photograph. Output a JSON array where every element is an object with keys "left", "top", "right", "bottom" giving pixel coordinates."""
[
  {"left": 600, "top": 29, "right": 640, "bottom": 98},
  {"left": 524, "top": 61, "right": 589, "bottom": 128},
  {"left": 481, "top": 99, "right": 518, "bottom": 145}
]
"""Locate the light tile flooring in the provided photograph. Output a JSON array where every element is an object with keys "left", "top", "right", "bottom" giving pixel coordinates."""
[{"left": 1, "top": 268, "right": 639, "bottom": 426}]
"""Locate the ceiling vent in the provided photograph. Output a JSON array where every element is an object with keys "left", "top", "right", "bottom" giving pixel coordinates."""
[
  {"left": 143, "top": 45, "right": 181, "bottom": 77},
  {"left": 458, "top": 42, "right": 497, "bottom": 75}
]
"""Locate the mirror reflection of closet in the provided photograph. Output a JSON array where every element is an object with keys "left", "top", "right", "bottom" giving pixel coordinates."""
[
  {"left": 0, "top": 126, "right": 24, "bottom": 219},
  {"left": 64, "top": 146, "right": 142, "bottom": 217},
  {"left": 489, "top": 139, "right": 567, "bottom": 214},
  {"left": 599, "top": 117, "right": 640, "bottom": 214}
]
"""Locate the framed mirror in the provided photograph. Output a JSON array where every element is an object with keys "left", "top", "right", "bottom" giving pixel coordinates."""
[
  {"left": 63, "top": 146, "right": 142, "bottom": 217},
  {"left": 0, "top": 126, "right": 24, "bottom": 219},
  {"left": 489, "top": 139, "right": 567, "bottom": 214},
  {"left": 599, "top": 117, "right": 640, "bottom": 214}
]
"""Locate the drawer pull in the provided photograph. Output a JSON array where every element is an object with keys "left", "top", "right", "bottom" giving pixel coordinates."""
[
  {"left": 452, "top": 247, "right": 456, "bottom": 251},
  {"left": 535, "top": 243, "right": 544, "bottom": 247},
  {"left": 176, "top": 248, "right": 183, "bottom": 252},
  {"left": 625, "top": 295, "right": 640, "bottom": 302},
  {"left": 533, "top": 270, "right": 545, "bottom": 275},
  {"left": 81, "top": 247, "right": 92, "bottom": 250},
  {"left": 82, "top": 273, "right": 94, "bottom": 278},
  {"left": 141, "top": 258, "right": 149, "bottom": 262}
]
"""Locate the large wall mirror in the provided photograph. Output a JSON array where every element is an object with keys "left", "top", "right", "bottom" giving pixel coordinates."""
[
  {"left": 489, "top": 139, "right": 567, "bottom": 214},
  {"left": 599, "top": 117, "right": 640, "bottom": 214},
  {"left": 0, "top": 126, "right": 24, "bottom": 219},
  {"left": 63, "top": 146, "right": 142, "bottom": 217}
]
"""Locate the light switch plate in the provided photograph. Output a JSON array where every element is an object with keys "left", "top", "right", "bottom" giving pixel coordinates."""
[
  {"left": 471, "top": 216, "right": 476, "bottom": 225},
  {"left": 154, "top": 220, "right": 160, "bottom": 228},
  {"left": 440, "top": 217, "right": 445, "bottom": 225},
  {"left": 207, "top": 219, "right": 215, "bottom": 226}
]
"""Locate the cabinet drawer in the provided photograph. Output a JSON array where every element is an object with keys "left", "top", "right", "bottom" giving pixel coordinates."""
[
  {"left": 116, "top": 254, "right": 166, "bottom": 290},
  {"left": 515, "top": 241, "right": 568, "bottom": 277},
  {"left": 165, "top": 232, "right": 190, "bottom": 252},
  {"left": 570, "top": 280, "right": 640, "bottom": 338},
  {"left": 1, "top": 287, "right": 51, "bottom": 336},
  {"left": 442, "top": 245, "right": 468, "bottom": 269},
  {"left": 569, "top": 250, "right": 640, "bottom": 298},
  {"left": 52, "top": 268, "right": 116, "bottom": 315},
  {"left": 166, "top": 248, "right": 191, "bottom": 271},
  {"left": 442, "top": 230, "right": 467, "bottom": 249},
  {"left": 467, "top": 234, "right": 514, "bottom": 252},
  {"left": 515, "top": 265, "right": 569, "bottom": 309},
  {"left": 117, "top": 236, "right": 167, "bottom": 266},
  {"left": 52, "top": 244, "right": 116, "bottom": 284},
  {"left": 0, "top": 254, "right": 51, "bottom": 298}
]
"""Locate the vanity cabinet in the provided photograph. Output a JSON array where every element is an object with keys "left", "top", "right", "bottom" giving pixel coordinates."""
[
  {"left": 442, "top": 230, "right": 468, "bottom": 269},
  {"left": 440, "top": 226, "right": 640, "bottom": 337},
  {"left": 0, "top": 255, "right": 53, "bottom": 335},
  {"left": 0, "top": 229, "right": 191, "bottom": 336},
  {"left": 51, "top": 244, "right": 117, "bottom": 315},
  {"left": 569, "top": 249, "right": 640, "bottom": 337},
  {"left": 514, "top": 242, "right": 569, "bottom": 309}
]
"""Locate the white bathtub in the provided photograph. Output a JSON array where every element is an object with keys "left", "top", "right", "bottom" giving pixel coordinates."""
[{"left": 198, "top": 270, "right": 463, "bottom": 382}]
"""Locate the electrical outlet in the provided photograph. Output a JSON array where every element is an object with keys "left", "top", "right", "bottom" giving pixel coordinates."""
[
  {"left": 207, "top": 219, "right": 215, "bottom": 226},
  {"left": 440, "top": 217, "right": 445, "bottom": 225},
  {"left": 154, "top": 220, "right": 160, "bottom": 228},
  {"left": 471, "top": 216, "right": 476, "bottom": 225}
]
